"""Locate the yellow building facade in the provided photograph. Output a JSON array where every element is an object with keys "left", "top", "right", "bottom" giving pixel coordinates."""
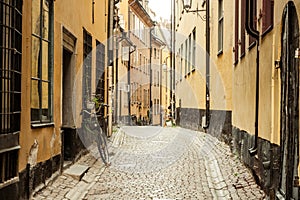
[
  {"left": 115, "top": 0, "right": 164, "bottom": 126},
  {"left": 175, "top": 0, "right": 232, "bottom": 141},
  {"left": 0, "top": 0, "right": 108, "bottom": 198},
  {"left": 176, "top": 0, "right": 300, "bottom": 198},
  {"left": 232, "top": 0, "right": 300, "bottom": 198}
]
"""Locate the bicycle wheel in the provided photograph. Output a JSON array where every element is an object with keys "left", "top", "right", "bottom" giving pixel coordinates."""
[{"left": 97, "top": 130, "right": 110, "bottom": 165}]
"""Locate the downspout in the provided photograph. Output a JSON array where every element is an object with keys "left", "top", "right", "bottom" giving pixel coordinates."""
[
  {"left": 128, "top": 5, "right": 131, "bottom": 125},
  {"left": 170, "top": 0, "right": 173, "bottom": 119},
  {"left": 172, "top": 0, "right": 176, "bottom": 121},
  {"left": 246, "top": 0, "right": 260, "bottom": 156},
  {"left": 115, "top": 38, "right": 119, "bottom": 124},
  {"left": 205, "top": 0, "right": 210, "bottom": 128},
  {"left": 150, "top": 27, "right": 154, "bottom": 125},
  {"left": 107, "top": 0, "right": 114, "bottom": 136},
  {"left": 160, "top": 46, "right": 165, "bottom": 126}
]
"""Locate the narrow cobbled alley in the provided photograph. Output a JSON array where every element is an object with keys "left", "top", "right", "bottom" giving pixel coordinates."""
[{"left": 32, "top": 127, "right": 266, "bottom": 199}]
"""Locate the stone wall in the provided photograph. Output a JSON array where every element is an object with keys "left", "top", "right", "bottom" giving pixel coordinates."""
[
  {"left": 178, "top": 108, "right": 232, "bottom": 145},
  {"left": 8, "top": 154, "right": 61, "bottom": 200},
  {"left": 232, "top": 127, "right": 281, "bottom": 197}
]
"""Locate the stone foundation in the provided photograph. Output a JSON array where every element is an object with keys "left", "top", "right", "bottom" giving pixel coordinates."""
[{"left": 232, "top": 127, "right": 281, "bottom": 197}]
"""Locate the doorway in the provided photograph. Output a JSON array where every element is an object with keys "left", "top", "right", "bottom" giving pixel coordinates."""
[
  {"left": 279, "top": 2, "right": 299, "bottom": 199},
  {"left": 61, "top": 28, "right": 78, "bottom": 163}
]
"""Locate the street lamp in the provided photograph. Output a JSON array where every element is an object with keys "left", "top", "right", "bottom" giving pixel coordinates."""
[
  {"left": 182, "top": 0, "right": 206, "bottom": 17},
  {"left": 182, "top": 0, "right": 210, "bottom": 128}
]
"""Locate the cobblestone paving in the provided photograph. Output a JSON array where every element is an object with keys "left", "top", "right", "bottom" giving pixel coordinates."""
[{"left": 32, "top": 127, "right": 266, "bottom": 199}]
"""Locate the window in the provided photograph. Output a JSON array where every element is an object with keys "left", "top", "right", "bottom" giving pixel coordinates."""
[
  {"left": 0, "top": 150, "right": 18, "bottom": 184},
  {"left": 240, "top": 0, "right": 246, "bottom": 58},
  {"left": 185, "top": 40, "right": 188, "bottom": 75},
  {"left": 218, "top": 0, "right": 223, "bottom": 53},
  {"left": 192, "top": 28, "right": 196, "bottom": 70},
  {"left": 146, "top": 58, "right": 148, "bottom": 75},
  {"left": 139, "top": 53, "right": 142, "bottom": 68},
  {"left": 143, "top": 89, "right": 147, "bottom": 107},
  {"left": 249, "top": 0, "right": 257, "bottom": 48},
  {"left": 262, "top": 0, "right": 274, "bottom": 35},
  {"left": 144, "top": 56, "right": 146, "bottom": 74},
  {"left": 95, "top": 41, "right": 105, "bottom": 116},
  {"left": 157, "top": 71, "right": 160, "bottom": 86},
  {"left": 234, "top": 0, "right": 239, "bottom": 64},
  {"left": 188, "top": 34, "right": 191, "bottom": 73},
  {"left": 180, "top": 44, "right": 183, "bottom": 80},
  {"left": 82, "top": 29, "right": 92, "bottom": 109},
  {"left": 31, "top": 0, "right": 53, "bottom": 123},
  {"left": 0, "top": 0, "right": 22, "bottom": 184}
]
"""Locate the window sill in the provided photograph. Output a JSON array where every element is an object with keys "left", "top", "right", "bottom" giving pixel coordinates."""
[
  {"left": 0, "top": 177, "right": 19, "bottom": 190},
  {"left": 31, "top": 122, "right": 55, "bottom": 129}
]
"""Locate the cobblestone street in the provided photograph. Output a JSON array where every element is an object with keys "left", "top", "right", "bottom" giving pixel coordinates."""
[{"left": 33, "top": 127, "right": 266, "bottom": 199}]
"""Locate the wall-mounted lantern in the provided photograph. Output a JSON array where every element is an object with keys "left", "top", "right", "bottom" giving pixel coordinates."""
[{"left": 182, "top": 0, "right": 206, "bottom": 20}]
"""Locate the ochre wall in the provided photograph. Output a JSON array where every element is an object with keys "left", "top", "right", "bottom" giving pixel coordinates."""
[
  {"left": 19, "top": 0, "right": 108, "bottom": 172},
  {"left": 232, "top": 0, "right": 300, "bottom": 145},
  {"left": 175, "top": 0, "right": 232, "bottom": 112}
]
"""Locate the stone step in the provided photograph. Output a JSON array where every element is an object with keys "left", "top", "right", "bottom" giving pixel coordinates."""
[{"left": 64, "top": 164, "right": 90, "bottom": 181}]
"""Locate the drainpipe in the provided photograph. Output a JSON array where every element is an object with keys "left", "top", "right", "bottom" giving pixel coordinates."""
[
  {"left": 150, "top": 27, "right": 153, "bottom": 125},
  {"left": 246, "top": 0, "right": 260, "bottom": 156},
  {"left": 172, "top": 0, "right": 176, "bottom": 122},
  {"left": 107, "top": 0, "right": 114, "bottom": 136},
  {"left": 169, "top": 0, "right": 173, "bottom": 120},
  {"left": 204, "top": 0, "right": 210, "bottom": 129},
  {"left": 115, "top": 39, "right": 119, "bottom": 123}
]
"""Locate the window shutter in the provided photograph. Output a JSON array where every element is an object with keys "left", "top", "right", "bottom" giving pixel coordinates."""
[
  {"left": 262, "top": 0, "right": 274, "bottom": 35},
  {"left": 234, "top": 0, "right": 239, "bottom": 64},
  {"left": 241, "top": 0, "right": 246, "bottom": 57},
  {"left": 249, "top": 0, "right": 257, "bottom": 47}
]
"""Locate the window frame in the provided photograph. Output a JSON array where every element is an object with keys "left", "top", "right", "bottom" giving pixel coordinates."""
[
  {"left": 218, "top": 0, "right": 224, "bottom": 54},
  {"left": 192, "top": 28, "right": 196, "bottom": 70},
  {"left": 240, "top": 0, "right": 246, "bottom": 58},
  {"left": 262, "top": 0, "right": 274, "bottom": 36},
  {"left": 0, "top": 0, "right": 23, "bottom": 187},
  {"left": 234, "top": 0, "right": 239, "bottom": 64},
  {"left": 188, "top": 34, "right": 191, "bottom": 73},
  {"left": 31, "top": 0, "right": 54, "bottom": 124}
]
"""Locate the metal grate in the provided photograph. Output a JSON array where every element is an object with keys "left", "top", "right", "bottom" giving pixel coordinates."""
[
  {"left": 0, "top": 0, "right": 22, "bottom": 134},
  {"left": 0, "top": 0, "right": 22, "bottom": 184},
  {"left": 0, "top": 150, "right": 18, "bottom": 184}
]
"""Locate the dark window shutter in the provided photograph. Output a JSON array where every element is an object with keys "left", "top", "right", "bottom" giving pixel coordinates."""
[
  {"left": 240, "top": 0, "right": 246, "bottom": 58},
  {"left": 249, "top": 0, "right": 257, "bottom": 47},
  {"left": 262, "top": 0, "right": 274, "bottom": 35},
  {"left": 234, "top": 0, "right": 239, "bottom": 64}
]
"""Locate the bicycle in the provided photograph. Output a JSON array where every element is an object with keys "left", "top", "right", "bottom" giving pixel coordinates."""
[{"left": 81, "top": 104, "right": 110, "bottom": 166}]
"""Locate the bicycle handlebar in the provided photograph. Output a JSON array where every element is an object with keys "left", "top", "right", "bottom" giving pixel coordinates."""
[{"left": 81, "top": 109, "right": 106, "bottom": 119}]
